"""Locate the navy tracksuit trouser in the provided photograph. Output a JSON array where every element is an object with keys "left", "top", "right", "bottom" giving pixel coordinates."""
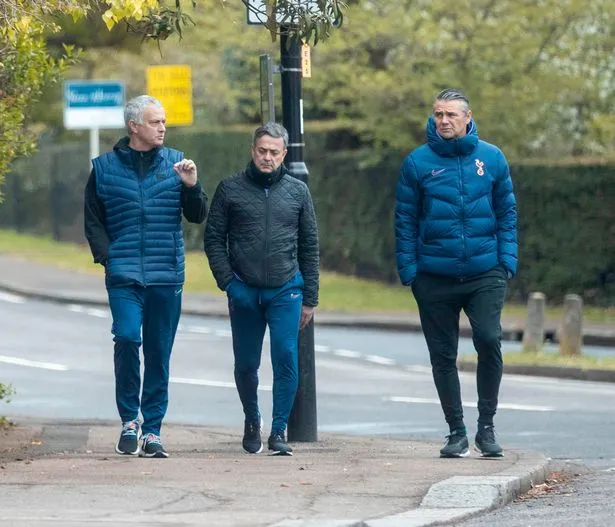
[
  {"left": 412, "top": 266, "right": 508, "bottom": 432},
  {"left": 107, "top": 284, "right": 182, "bottom": 436},
  {"left": 227, "top": 272, "right": 304, "bottom": 433}
]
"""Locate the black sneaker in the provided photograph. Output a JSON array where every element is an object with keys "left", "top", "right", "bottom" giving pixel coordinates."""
[
  {"left": 475, "top": 425, "right": 503, "bottom": 457},
  {"left": 268, "top": 431, "right": 293, "bottom": 456},
  {"left": 115, "top": 419, "right": 141, "bottom": 455},
  {"left": 242, "top": 419, "right": 263, "bottom": 454},
  {"left": 440, "top": 430, "right": 470, "bottom": 458},
  {"left": 139, "top": 433, "right": 169, "bottom": 458}
]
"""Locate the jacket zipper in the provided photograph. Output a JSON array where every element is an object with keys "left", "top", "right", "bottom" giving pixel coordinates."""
[
  {"left": 139, "top": 152, "right": 146, "bottom": 286},
  {"left": 457, "top": 156, "right": 467, "bottom": 265},
  {"left": 264, "top": 187, "right": 270, "bottom": 288}
]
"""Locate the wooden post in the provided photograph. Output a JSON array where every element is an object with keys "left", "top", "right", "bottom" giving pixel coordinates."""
[
  {"left": 522, "top": 292, "right": 546, "bottom": 353},
  {"left": 558, "top": 294, "right": 583, "bottom": 356}
]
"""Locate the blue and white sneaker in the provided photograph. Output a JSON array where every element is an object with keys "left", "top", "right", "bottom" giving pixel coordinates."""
[
  {"left": 139, "top": 433, "right": 169, "bottom": 458},
  {"left": 115, "top": 419, "right": 142, "bottom": 455}
]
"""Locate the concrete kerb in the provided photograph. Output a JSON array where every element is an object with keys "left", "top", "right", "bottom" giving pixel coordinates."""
[
  {"left": 362, "top": 451, "right": 551, "bottom": 527},
  {"left": 270, "top": 452, "right": 551, "bottom": 527}
]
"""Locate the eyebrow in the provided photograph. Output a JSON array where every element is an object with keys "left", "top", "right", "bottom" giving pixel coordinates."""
[{"left": 434, "top": 110, "right": 462, "bottom": 117}]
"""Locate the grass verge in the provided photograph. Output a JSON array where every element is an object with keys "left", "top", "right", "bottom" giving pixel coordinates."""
[
  {"left": 462, "top": 351, "right": 615, "bottom": 370},
  {"left": 0, "top": 229, "right": 614, "bottom": 323}
]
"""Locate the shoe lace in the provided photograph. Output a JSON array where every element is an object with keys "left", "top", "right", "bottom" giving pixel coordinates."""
[
  {"left": 444, "top": 429, "right": 465, "bottom": 444},
  {"left": 246, "top": 422, "right": 260, "bottom": 434},
  {"left": 271, "top": 432, "right": 285, "bottom": 443},
  {"left": 479, "top": 425, "right": 496, "bottom": 443},
  {"left": 143, "top": 433, "right": 162, "bottom": 446},
  {"left": 121, "top": 420, "right": 140, "bottom": 437}
]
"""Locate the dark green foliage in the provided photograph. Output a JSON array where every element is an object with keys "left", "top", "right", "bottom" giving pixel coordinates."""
[{"left": 2, "top": 129, "right": 614, "bottom": 305}]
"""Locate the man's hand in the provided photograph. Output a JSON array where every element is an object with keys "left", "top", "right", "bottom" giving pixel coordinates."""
[
  {"left": 174, "top": 159, "right": 198, "bottom": 187},
  {"left": 300, "top": 306, "right": 314, "bottom": 330}
]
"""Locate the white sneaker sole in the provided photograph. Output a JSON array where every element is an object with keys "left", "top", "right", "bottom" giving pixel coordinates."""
[
  {"left": 440, "top": 448, "right": 470, "bottom": 458},
  {"left": 474, "top": 445, "right": 504, "bottom": 458}
]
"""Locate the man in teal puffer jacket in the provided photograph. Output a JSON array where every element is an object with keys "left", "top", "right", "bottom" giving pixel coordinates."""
[{"left": 395, "top": 88, "right": 518, "bottom": 459}]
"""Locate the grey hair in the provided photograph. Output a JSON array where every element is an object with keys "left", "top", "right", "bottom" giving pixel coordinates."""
[
  {"left": 435, "top": 88, "right": 470, "bottom": 113},
  {"left": 253, "top": 122, "right": 289, "bottom": 149},
  {"left": 124, "top": 95, "right": 162, "bottom": 128}
]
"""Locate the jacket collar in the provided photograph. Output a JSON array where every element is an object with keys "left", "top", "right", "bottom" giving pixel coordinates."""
[
  {"left": 113, "top": 136, "right": 164, "bottom": 172},
  {"left": 246, "top": 160, "right": 288, "bottom": 187},
  {"left": 426, "top": 116, "right": 479, "bottom": 157}
]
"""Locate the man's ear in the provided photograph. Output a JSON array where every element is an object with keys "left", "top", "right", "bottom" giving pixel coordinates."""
[{"left": 466, "top": 110, "right": 472, "bottom": 125}]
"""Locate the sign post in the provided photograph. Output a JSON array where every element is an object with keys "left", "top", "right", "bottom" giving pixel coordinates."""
[
  {"left": 63, "top": 80, "right": 125, "bottom": 162},
  {"left": 260, "top": 54, "right": 276, "bottom": 124}
]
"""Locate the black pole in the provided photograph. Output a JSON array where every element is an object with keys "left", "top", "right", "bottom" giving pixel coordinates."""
[{"left": 280, "top": 27, "right": 317, "bottom": 443}]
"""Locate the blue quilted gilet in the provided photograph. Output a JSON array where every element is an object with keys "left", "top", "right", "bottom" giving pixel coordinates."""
[{"left": 93, "top": 144, "right": 185, "bottom": 287}]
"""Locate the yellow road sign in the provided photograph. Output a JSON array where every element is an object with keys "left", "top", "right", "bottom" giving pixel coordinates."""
[{"left": 146, "top": 65, "right": 193, "bottom": 127}]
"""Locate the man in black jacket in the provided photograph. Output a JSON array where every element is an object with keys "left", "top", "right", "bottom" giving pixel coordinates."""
[{"left": 204, "top": 122, "right": 319, "bottom": 456}]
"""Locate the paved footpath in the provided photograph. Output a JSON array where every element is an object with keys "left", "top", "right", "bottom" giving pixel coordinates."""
[
  {"left": 0, "top": 254, "right": 573, "bottom": 525},
  {"left": 0, "top": 420, "right": 549, "bottom": 527}
]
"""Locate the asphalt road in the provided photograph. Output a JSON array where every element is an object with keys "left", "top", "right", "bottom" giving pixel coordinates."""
[{"left": 1, "top": 291, "right": 614, "bottom": 469}]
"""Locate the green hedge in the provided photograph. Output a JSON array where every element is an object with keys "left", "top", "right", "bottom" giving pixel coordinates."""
[{"left": 1, "top": 128, "right": 614, "bottom": 305}]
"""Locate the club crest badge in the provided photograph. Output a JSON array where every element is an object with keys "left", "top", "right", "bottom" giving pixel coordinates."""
[{"left": 475, "top": 159, "right": 485, "bottom": 176}]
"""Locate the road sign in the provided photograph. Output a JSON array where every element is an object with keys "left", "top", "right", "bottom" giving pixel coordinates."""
[
  {"left": 63, "top": 80, "right": 125, "bottom": 130},
  {"left": 146, "top": 65, "right": 193, "bottom": 127},
  {"left": 247, "top": 0, "right": 320, "bottom": 25},
  {"left": 260, "top": 54, "right": 276, "bottom": 124}
]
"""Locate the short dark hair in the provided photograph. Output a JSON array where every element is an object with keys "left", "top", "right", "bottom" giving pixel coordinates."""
[
  {"left": 435, "top": 88, "right": 470, "bottom": 112},
  {"left": 253, "top": 122, "right": 289, "bottom": 148}
]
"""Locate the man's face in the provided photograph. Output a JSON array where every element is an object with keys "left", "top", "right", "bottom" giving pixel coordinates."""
[
  {"left": 433, "top": 100, "right": 472, "bottom": 140},
  {"left": 128, "top": 104, "right": 166, "bottom": 150},
  {"left": 251, "top": 135, "right": 287, "bottom": 173}
]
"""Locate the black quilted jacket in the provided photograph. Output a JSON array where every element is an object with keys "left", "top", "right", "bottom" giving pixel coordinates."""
[{"left": 204, "top": 164, "right": 320, "bottom": 307}]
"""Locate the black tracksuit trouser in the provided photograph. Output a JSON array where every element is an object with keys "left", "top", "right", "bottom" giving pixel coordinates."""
[{"left": 412, "top": 266, "right": 508, "bottom": 432}]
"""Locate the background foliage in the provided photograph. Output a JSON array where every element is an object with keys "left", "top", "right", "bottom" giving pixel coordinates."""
[{"left": 2, "top": 129, "right": 614, "bottom": 305}]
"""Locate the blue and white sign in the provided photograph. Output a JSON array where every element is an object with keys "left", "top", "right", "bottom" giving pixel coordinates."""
[{"left": 63, "top": 80, "right": 125, "bottom": 130}]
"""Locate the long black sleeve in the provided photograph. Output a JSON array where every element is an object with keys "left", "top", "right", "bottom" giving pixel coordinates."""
[
  {"left": 83, "top": 169, "right": 109, "bottom": 266},
  {"left": 181, "top": 182, "right": 208, "bottom": 224},
  {"left": 203, "top": 181, "right": 234, "bottom": 291},
  {"left": 298, "top": 186, "right": 320, "bottom": 307}
]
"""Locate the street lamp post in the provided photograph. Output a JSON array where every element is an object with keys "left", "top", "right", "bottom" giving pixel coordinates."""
[{"left": 280, "top": 26, "right": 318, "bottom": 443}]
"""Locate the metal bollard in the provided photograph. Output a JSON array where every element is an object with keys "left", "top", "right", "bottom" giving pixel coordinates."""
[
  {"left": 558, "top": 294, "right": 583, "bottom": 356},
  {"left": 522, "top": 292, "right": 546, "bottom": 353}
]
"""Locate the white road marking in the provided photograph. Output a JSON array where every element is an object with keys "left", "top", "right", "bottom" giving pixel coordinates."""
[
  {"left": 170, "top": 376, "right": 272, "bottom": 391},
  {"left": 404, "top": 365, "right": 433, "bottom": 374},
  {"left": 386, "top": 396, "right": 555, "bottom": 412},
  {"left": 365, "top": 354, "right": 396, "bottom": 365},
  {"left": 0, "top": 355, "right": 69, "bottom": 371},
  {"left": 214, "top": 329, "right": 233, "bottom": 338},
  {"left": 0, "top": 292, "right": 25, "bottom": 304},
  {"left": 334, "top": 349, "right": 361, "bottom": 359},
  {"left": 67, "top": 304, "right": 109, "bottom": 318},
  {"left": 86, "top": 308, "right": 108, "bottom": 318},
  {"left": 315, "top": 344, "right": 331, "bottom": 353},
  {"left": 320, "top": 422, "right": 439, "bottom": 433},
  {"left": 182, "top": 326, "right": 212, "bottom": 334}
]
